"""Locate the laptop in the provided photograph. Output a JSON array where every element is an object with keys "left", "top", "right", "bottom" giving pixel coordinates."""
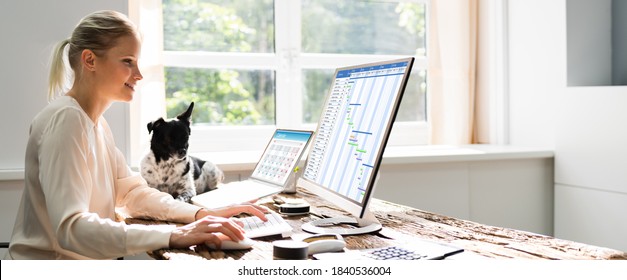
[{"left": 191, "top": 129, "right": 314, "bottom": 209}]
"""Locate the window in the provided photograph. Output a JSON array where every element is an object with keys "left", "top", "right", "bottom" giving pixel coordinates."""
[{"left": 131, "top": 0, "right": 428, "bottom": 160}]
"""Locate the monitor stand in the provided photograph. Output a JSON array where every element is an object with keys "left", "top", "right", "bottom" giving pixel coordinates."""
[{"left": 302, "top": 209, "right": 382, "bottom": 236}]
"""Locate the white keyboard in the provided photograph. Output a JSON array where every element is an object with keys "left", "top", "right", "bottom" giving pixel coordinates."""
[{"left": 240, "top": 211, "right": 293, "bottom": 238}]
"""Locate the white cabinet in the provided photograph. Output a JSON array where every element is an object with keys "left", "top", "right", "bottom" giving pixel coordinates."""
[
  {"left": 554, "top": 0, "right": 627, "bottom": 251},
  {"left": 376, "top": 157, "right": 554, "bottom": 236},
  {"left": 555, "top": 184, "right": 627, "bottom": 251}
]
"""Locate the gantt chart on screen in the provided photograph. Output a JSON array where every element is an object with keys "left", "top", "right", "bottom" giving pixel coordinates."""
[{"left": 303, "top": 61, "right": 409, "bottom": 204}]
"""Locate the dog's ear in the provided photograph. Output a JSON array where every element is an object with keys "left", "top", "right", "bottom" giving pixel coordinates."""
[
  {"left": 147, "top": 118, "right": 165, "bottom": 134},
  {"left": 177, "top": 102, "right": 194, "bottom": 124}
]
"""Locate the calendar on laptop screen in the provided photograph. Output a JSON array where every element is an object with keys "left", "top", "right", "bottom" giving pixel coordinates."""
[{"left": 251, "top": 130, "right": 313, "bottom": 185}]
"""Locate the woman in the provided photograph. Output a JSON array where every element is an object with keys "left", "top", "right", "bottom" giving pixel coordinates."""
[{"left": 4, "top": 10, "right": 266, "bottom": 260}]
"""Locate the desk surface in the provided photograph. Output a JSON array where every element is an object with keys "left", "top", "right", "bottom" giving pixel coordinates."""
[{"left": 126, "top": 188, "right": 626, "bottom": 260}]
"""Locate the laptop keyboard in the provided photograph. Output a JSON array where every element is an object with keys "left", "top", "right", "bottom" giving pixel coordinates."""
[{"left": 240, "top": 211, "right": 293, "bottom": 238}]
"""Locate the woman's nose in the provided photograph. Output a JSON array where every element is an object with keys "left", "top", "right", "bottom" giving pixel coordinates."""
[{"left": 134, "top": 67, "right": 143, "bottom": 81}]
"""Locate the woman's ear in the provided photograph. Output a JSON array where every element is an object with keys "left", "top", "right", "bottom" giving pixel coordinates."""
[{"left": 81, "top": 49, "right": 97, "bottom": 72}]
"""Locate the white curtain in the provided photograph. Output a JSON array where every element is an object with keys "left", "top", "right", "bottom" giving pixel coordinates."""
[{"left": 428, "top": 0, "right": 478, "bottom": 145}]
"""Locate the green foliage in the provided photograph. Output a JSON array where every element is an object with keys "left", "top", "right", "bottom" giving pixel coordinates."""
[
  {"left": 302, "top": 69, "right": 333, "bottom": 123},
  {"left": 301, "top": 0, "right": 425, "bottom": 55},
  {"left": 165, "top": 67, "right": 271, "bottom": 125},
  {"left": 163, "top": 0, "right": 274, "bottom": 52},
  {"left": 163, "top": 0, "right": 426, "bottom": 125},
  {"left": 396, "top": 3, "right": 427, "bottom": 56},
  {"left": 163, "top": 0, "right": 275, "bottom": 125}
]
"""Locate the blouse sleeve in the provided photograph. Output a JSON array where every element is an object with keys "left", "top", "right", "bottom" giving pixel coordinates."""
[{"left": 38, "top": 108, "right": 177, "bottom": 259}]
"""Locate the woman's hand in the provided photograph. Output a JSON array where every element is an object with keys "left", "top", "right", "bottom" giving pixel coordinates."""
[
  {"left": 195, "top": 204, "right": 269, "bottom": 222},
  {"left": 169, "top": 216, "right": 245, "bottom": 249}
]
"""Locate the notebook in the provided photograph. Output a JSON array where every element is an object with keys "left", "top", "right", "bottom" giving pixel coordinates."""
[{"left": 191, "top": 129, "right": 314, "bottom": 210}]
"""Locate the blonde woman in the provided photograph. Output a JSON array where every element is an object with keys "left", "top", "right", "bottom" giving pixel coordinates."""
[{"left": 5, "top": 10, "right": 266, "bottom": 260}]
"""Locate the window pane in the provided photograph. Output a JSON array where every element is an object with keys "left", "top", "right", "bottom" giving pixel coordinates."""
[
  {"left": 396, "top": 70, "right": 427, "bottom": 122},
  {"left": 301, "top": 0, "right": 426, "bottom": 55},
  {"left": 165, "top": 67, "right": 275, "bottom": 125},
  {"left": 302, "top": 69, "right": 426, "bottom": 124},
  {"left": 302, "top": 69, "right": 334, "bottom": 124},
  {"left": 163, "top": 0, "right": 275, "bottom": 52}
]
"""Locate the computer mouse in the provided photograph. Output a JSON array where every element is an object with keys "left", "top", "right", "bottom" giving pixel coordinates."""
[
  {"left": 207, "top": 237, "right": 256, "bottom": 250},
  {"left": 301, "top": 233, "right": 346, "bottom": 255}
]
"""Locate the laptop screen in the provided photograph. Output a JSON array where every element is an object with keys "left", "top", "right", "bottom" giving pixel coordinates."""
[{"left": 250, "top": 129, "right": 314, "bottom": 186}]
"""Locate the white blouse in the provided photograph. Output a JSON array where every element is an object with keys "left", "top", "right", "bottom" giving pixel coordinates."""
[{"left": 5, "top": 96, "right": 201, "bottom": 259}]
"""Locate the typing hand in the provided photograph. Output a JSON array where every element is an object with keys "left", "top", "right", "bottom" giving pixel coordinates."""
[
  {"left": 196, "top": 204, "right": 269, "bottom": 222},
  {"left": 169, "top": 216, "right": 245, "bottom": 249}
]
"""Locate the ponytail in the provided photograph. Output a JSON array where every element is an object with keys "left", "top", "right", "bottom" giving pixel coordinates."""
[{"left": 48, "top": 39, "right": 71, "bottom": 101}]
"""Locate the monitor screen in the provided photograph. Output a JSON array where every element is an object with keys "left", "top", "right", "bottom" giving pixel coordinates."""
[{"left": 298, "top": 57, "right": 414, "bottom": 235}]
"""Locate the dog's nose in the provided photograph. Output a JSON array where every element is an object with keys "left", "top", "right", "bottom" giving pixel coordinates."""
[{"left": 178, "top": 148, "right": 187, "bottom": 155}]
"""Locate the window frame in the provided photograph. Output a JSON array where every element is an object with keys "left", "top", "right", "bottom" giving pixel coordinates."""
[{"left": 130, "top": 0, "right": 430, "bottom": 163}]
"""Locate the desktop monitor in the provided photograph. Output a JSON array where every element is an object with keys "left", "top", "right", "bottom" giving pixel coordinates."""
[{"left": 298, "top": 57, "right": 415, "bottom": 235}]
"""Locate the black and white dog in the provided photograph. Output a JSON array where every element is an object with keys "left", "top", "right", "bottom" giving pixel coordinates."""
[{"left": 140, "top": 102, "right": 223, "bottom": 203}]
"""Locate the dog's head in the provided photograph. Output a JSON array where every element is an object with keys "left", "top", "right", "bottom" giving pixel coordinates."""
[{"left": 147, "top": 102, "right": 194, "bottom": 162}]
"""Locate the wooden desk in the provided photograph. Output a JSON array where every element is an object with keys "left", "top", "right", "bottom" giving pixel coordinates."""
[{"left": 126, "top": 188, "right": 627, "bottom": 260}]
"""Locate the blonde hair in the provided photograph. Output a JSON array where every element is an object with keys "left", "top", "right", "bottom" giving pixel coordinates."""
[{"left": 48, "top": 10, "right": 139, "bottom": 100}]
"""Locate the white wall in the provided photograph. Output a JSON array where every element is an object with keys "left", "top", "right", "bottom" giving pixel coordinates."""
[
  {"left": 0, "top": 0, "right": 130, "bottom": 172},
  {"left": 507, "top": 0, "right": 559, "bottom": 149}
]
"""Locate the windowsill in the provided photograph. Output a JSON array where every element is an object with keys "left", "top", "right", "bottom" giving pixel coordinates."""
[
  {"left": 188, "top": 144, "right": 554, "bottom": 172},
  {"left": 0, "top": 145, "right": 554, "bottom": 181}
]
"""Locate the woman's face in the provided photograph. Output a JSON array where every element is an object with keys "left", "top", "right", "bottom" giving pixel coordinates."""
[{"left": 94, "top": 34, "right": 143, "bottom": 102}]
